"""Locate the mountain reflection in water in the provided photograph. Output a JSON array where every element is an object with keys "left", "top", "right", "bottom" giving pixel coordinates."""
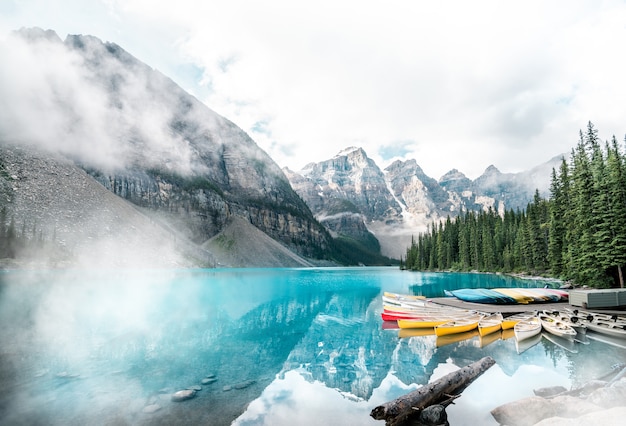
[{"left": 0, "top": 268, "right": 624, "bottom": 426}]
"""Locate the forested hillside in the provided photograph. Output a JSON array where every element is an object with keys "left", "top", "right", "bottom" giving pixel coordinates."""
[{"left": 402, "top": 123, "right": 626, "bottom": 289}]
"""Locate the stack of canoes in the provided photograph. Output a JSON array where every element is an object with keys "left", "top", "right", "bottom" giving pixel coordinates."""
[
  {"left": 446, "top": 287, "right": 569, "bottom": 305},
  {"left": 381, "top": 292, "right": 486, "bottom": 334},
  {"left": 381, "top": 292, "right": 626, "bottom": 351},
  {"left": 564, "top": 308, "right": 626, "bottom": 339}
]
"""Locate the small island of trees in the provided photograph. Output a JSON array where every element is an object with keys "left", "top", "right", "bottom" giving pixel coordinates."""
[{"left": 401, "top": 122, "right": 626, "bottom": 289}]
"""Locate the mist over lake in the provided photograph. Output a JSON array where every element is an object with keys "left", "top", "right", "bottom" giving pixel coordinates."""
[{"left": 1, "top": 268, "right": 624, "bottom": 425}]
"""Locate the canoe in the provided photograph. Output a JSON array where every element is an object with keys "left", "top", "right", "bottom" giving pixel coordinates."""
[
  {"left": 493, "top": 288, "right": 534, "bottom": 304},
  {"left": 395, "top": 309, "right": 475, "bottom": 328},
  {"left": 514, "top": 316, "right": 541, "bottom": 341},
  {"left": 381, "top": 312, "right": 424, "bottom": 322},
  {"left": 584, "top": 320, "right": 626, "bottom": 339},
  {"left": 448, "top": 288, "right": 516, "bottom": 304},
  {"left": 527, "top": 288, "right": 561, "bottom": 302},
  {"left": 542, "top": 288, "right": 569, "bottom": 301},
  {"left": 435, "top": 314, "right": 484, "bottom": 336},
  {"left": 382, "top": 295, "right": 428, "bottom": 308},
  {"left": 543, "top": 310, "right": 586, "bottom": 335},
  {"left": 514, "top": 288, "right": 552, "bottom": 303},
  {"left": 398, "top": 317, "right": 464, "bottom": 329},
  {"left": 478, "top": 313, "right": 503, "bottom": 336},
  {"left": 539, "top": 314, "right": 577, "bottom": 341},
  {"left": 565, "top": 308, "right": 626, "bottom": 324},
  {"left": 383, "top": 291, "right": 426, "bottom": 302},
  {"left": 383, "top": 305, "right": 448, "bottom": 315},
  {"left": 501, "top": 311, "right": 537, "bottom": 329}
]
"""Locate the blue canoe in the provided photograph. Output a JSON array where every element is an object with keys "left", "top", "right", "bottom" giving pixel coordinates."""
[{"left": 448, "top": 288, "right": 517, "bottom": 305}]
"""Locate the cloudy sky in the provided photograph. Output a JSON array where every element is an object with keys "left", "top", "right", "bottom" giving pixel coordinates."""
[{"left": 1, "top": 0, "right": 625, "bottom": 179}]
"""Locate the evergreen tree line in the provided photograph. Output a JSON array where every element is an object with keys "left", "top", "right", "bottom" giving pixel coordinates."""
[
  {"left": 401, "top": 123, "right": 626, "bottom": 288},
  {"left": 0, "top": 207, "right": 57, "bottom": 259}
]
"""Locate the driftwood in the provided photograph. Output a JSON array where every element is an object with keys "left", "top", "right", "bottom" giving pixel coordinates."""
[{"left": 370, "top": 356, "right": 496, "bottom": 425}]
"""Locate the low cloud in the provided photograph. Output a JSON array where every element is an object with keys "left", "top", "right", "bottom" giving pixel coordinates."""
[{"left": 0, "top": 28, "right": 199, "bottom": 174}]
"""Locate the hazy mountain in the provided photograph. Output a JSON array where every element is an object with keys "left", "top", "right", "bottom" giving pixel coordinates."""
[
  {"left": 0, "top": 27, "right": 331, "bottom": 267},
  {"left": 287, "top": 147, "right": 563, "bottom": 259}
]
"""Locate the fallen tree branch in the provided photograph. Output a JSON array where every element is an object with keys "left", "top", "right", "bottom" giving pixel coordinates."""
[{"left": 370, "top": 356, "right": 495, "bottom": 425}]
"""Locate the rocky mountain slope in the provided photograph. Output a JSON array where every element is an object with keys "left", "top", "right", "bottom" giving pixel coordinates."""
[
  {"left": 287, "top": 147, "right": 562, "bottom": 259},
  {"left": 1, "top": 28, "right": 332, "bottom": 267}
]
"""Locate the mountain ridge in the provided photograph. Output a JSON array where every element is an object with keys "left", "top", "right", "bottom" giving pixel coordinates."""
[{"left": 286, "top": 146, "right": 563, "bottom": 259}]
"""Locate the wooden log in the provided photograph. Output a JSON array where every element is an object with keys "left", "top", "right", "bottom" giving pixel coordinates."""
[{"left": 370, "top": 356, "right": 495, "bottom": 425}]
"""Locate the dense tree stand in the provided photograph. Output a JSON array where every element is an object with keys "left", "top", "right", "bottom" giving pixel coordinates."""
[{"left": 370, "top": 356, "right": 496, "bottom": 426}]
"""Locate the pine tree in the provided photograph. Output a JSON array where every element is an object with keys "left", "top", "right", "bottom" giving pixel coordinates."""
[{"left": 605, "top": 136, "right": 626, "bottom": 287}]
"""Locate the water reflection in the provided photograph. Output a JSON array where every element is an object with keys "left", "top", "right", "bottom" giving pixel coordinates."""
[{"left": 0, "top": 268, "right": 624, "bottom": 426}]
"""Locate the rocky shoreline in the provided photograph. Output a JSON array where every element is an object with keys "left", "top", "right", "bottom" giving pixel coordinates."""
[{"left": 491, "top": 365, "right": 626, "bottom": 425}]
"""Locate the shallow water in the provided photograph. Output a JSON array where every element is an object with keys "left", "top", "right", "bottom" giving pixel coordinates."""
[{"left": 0, "top": 267, "right": 624, "bottom": 425}]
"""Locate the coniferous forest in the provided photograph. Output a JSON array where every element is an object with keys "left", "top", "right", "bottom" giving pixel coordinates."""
[{"left": 401, "top": 123, "right": 626, "bottom": 289}]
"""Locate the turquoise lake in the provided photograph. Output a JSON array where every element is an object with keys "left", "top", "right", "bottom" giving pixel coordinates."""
[{"left": 0, "top": 267, "right": 625, "bottom": 425}]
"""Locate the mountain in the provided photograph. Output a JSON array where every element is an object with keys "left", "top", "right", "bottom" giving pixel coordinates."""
[
  {"left": 287, "top": 147, "right": 563, "bottom": 259},
  {"left": 0, "top": 28, "right": 331, "bottom": 267}
]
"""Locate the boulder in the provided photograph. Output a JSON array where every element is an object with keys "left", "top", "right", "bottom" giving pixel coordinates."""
[
  {"left": 534, "top": 406, "right": 626, "bottom": 426},
  {"left": 550, "top": 395, "right": 603, "bottom": 418},
  {"left": 491, "top": 396, "right": 555, "bottom": 426},
  {"left": 587, "top": 386, "right": 626, "bottom": 409}
]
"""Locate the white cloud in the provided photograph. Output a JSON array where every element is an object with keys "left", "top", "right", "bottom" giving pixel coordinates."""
[{"left": 2, "top": 0, "right": 626, "bottom": 179}]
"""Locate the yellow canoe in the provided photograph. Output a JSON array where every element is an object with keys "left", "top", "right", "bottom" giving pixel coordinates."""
[
  {"left": 494, "top": 288, "right": 534, "bottom": 304},
  {"left": 478, "top": 313, "right": 503, "bottom": 336},
  {"left": 397, "top": 317, "right": 458, "bottom": 329},
  {"left": 434, "top": 315, "right": 483, "bottom": 336},
  {"left": 501, "top": 312, "right": 537, "bottom": 330}
]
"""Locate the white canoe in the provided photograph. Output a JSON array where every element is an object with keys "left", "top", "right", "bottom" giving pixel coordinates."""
[{"left": 514, "top": 316, "right": 542, "bottom": 341}]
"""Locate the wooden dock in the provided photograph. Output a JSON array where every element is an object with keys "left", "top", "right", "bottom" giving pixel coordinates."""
[{"left": 429, "top": 297, "right": 626, "bottom": 316}]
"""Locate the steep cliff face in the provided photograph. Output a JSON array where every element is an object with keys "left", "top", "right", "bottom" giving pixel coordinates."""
[{"left": 2, "top": 28, "right": 330, "bottom": 263}]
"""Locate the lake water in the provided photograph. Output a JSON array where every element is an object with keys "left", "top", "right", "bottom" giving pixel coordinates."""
[{"left": 0, "top": 267, "right": 624, "bottom": 426}]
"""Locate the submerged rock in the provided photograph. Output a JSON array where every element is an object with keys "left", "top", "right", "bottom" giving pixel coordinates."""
[
  {"left": 201, "top": 378, "right": 217, "bottom": 385},
  {"left": 233, "top": 380, "right": 255, "bottom": 390},
  {"left": 187, "top": 385, "right": 202, "bottom": 391},
  {"left": 534, "top": 385, "right": 567, "bottom": 397},
  {"left": 142, "top": 404, "right": 161, "bottom": 413},
  {"left": 171, "top": 389, "right": 196, "bottom": 402}
]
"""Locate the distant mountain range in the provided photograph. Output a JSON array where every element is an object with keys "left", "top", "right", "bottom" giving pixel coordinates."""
[
  {"left": 0, "top": 28, "right": 563, "bottom": 267},
  {"left": 285, "top": 147, "right": 562, "bottom": 258}
]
